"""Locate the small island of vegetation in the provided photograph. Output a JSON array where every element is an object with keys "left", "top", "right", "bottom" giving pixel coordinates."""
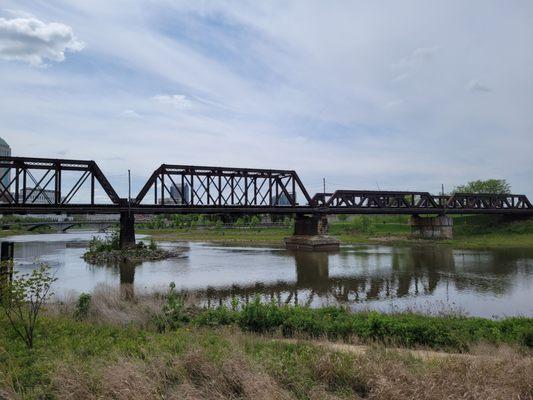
[{"left": 82, "top": 232, "right": 185, "bottom": 264}]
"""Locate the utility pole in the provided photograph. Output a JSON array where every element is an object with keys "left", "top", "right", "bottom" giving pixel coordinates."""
[
  {"left": 128, "top": 170, "right": 131, "bottom": 217},
  {"left": 323, "top": 177, "right": 326, "bottom": 196},
  {"left": 442, "top": 183, "right": 446, "bottom": 215}
]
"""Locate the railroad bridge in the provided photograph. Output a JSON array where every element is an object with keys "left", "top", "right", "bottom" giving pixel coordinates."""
[{"left": 1, "top": 156, "right": 532, "bottom": 249}]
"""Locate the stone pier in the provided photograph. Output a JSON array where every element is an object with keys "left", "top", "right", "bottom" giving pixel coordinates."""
[
  {"left": 410, "top": 215, "right": 453, "bottom": 240},
  {"left": 284, "top": 214, "right": 340, "bottom": 251},
  {"left": 119, "top": 211, "right": 136, "bottom": 249}
]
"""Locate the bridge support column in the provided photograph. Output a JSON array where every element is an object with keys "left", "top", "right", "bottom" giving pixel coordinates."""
[
  {"left": 410, "top": 215, "right": 453, "bottom": 240},
  {"left": 284, "top": 215, "right": 340, "bottom": 251},
  {"left": 119, "top": 212, "right": 136, "bottom": 249}
]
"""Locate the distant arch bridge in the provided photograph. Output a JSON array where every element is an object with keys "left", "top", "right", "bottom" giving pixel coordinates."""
[{"left": 2, "top": 220, "right": 117, "bottom": 233}]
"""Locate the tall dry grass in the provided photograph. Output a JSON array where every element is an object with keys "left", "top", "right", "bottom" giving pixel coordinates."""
[
  {"left": 47, "top": 330, "right": 532, "bottom": 400},
  {"left": 52, "top": 348, "right": 292, "bottom": 400}
]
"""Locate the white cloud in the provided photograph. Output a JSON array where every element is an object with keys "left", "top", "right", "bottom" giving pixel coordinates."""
[
  {"left": 393, "top": 46, "right": 439, "bottom": 70},
  {"left": 151, "top": 94, "right": 192, "bottom": 109},
  {"left": 468, "top": 79, "right": 492, "bottom": 93},
  {"left": 120, "top": 109, "right": 141, "bottom": 118},
  {"left": 0, "top": 1, "right": 532, "bottom": 197},
  {"left": 0, "top": 14, "right": 85, "bottom": 66}
]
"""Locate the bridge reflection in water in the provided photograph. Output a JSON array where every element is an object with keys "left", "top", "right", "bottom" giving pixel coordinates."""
[{"left": 110, "top": 244, "right": 532, "bottom": 310}]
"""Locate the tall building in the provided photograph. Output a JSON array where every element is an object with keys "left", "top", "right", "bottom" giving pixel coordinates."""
[
  {"left": 170, "top": 183, "right": 189, "bottom": 205},
  {"left": 0, "top": 138, "right": 11, "bottom": 204},
  {"left": 271, "top": 192, "right": 295, "bottom": 206},
  {"left": 0, "top": 137, "right": 11, "bottom": 191},
  {"left": 159, "top": 183, "right": 190, "bottom": 205}
]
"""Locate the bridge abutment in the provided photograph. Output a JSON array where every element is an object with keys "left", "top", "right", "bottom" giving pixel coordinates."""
[
  {"left": 284, "top": 214, "right": 340, "bottom": 251},
  {"left": 119, "top": 212, "right": 136, "bottom": 249},
  {"left": 410, "top": 215, "right": 453, "bottom": 240}
]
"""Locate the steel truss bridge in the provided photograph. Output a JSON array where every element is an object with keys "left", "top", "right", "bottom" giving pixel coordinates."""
[{"left": 1, "top": 156, "right": 532, "bottom": 216}]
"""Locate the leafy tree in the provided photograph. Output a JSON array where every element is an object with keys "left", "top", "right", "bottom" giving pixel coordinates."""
[
  {"left": 0, "top": 263, "right": 57, "bottom": 349},
  {"left": 454, "top": 179, "right": 511, "bottom": 194}
]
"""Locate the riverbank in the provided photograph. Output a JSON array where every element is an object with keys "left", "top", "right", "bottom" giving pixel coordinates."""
[
  {"left": 138, "top": 223, "right": 533, "bottom": 249},
  {"left": 0, "top": 229, "right": 37, "bottom": 239},
  {"left": 0, "top": 289, "right": 531, "bottom": 399}
]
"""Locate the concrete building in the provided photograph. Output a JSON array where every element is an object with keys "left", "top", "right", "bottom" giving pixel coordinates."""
[
  {"left": 170, "top": 183, "right": 189, "bottom": 204},
  {"left": 18, "top": 188, "right": 57, "bottom": 204},
  {"left": 159, "top": 183, "right": 189, "bottom": 205},
  {"left": 271, "top": 192, "right": 295, "bottom": 206},
  {"left": 0, "top": 138, "right": 11, "bottom": 203}
]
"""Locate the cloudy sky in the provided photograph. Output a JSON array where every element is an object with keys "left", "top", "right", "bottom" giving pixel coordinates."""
[{"left": 1, "top": 0, "right": 532, "bottom": 198}]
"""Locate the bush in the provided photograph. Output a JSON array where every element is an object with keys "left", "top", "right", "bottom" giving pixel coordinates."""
[
  {"left": 155, "top": 282, "right": 189, "bottom": 332},
  {"left": 74, "top": 293, "right": 92, "bottom": 321},
  {"left": 87, "top": 231, "right": 120, "bottom": 253},
  {"left": 0, "top": 263, "right": 57, "bottom": 349},
  {"left": 238, "top": 298, "right": 285, "bottom": 333},
  {"left": 191, "top": 301, "right": 533, "bottom": 351}
]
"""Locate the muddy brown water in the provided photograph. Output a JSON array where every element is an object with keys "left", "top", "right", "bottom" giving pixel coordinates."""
[{"left": 5, "top": 231, "right": 533, "bottom": 318}]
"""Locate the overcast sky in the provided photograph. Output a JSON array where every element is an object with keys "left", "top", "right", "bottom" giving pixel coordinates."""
[{"left": 1, "top": 1, "right": 532, "bottom": 198}]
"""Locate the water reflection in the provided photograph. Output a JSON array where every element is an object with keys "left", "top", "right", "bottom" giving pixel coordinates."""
[
  {"left": 175, "top": 245, "right": 533, "bottom": 316},
  {"left": 6, "top": 232, "right": 533, "bottom": 317}
]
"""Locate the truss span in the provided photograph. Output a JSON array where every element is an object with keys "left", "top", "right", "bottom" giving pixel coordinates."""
[{"left": 0, "top": 156, "right": 531, "bottom": 216}]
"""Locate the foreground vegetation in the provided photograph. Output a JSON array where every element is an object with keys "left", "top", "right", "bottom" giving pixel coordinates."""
[{"left": 0, "top": 282, "right": 532, "bottom": 399}]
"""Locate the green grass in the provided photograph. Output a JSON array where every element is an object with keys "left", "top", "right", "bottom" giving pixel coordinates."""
[
  {"left": 139, "top": 216, "right": 533, "bottom": 249},
  {"left": 0, "top": 229, "right": 35, "bottom": 238},
  {"left": 191, "top": 301, "right": 533, "bottom": 351},
  {"left": 0, "top": 301, "right": 531, "bottom": 399},
  {"left": 138, "top": 227, "right": 293, "bottom": 245}
]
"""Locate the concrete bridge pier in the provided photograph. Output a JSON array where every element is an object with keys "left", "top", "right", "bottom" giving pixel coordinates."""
[
  {"left": 119, "top": 211, "right": 136, "bottom": 249},
  {"left": 284, "top": 214, "right": 340, "bottom": 251},
  {"left": 410, "top": 215, "right": 453, "bottom": 240}
]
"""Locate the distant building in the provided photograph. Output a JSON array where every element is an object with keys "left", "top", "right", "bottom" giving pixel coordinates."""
[
  {"left": 271, "top": 192, "right": 295, "bottom": 206},
  {"left": 18, "top": 188, "right": 57, "bottom": 204},
  {"left": 160, "top": 183, "right": 189, "bottom": 205},
  {"left": 0, "top": 138, "right": 11, "bottom": 203},
  {"left": 170, "top": 183, "right": 189, "bottom": 204}
]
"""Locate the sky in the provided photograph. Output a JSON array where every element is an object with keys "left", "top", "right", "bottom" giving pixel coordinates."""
[{"left": 1, "top": 0, "right": 532, "bottom": 199}]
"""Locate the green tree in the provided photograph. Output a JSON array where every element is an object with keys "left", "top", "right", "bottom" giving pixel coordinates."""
[
  {"left": 454, "top": 179, "right": 511, "bottom": 194},
  {"left": 0, "top": 263, "right": 57, "bottom": 349}
]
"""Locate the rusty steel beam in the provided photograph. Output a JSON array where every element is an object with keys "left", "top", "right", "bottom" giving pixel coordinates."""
[
  {"left": 134, "top": 164, "right": 313, "bottom": 208},
  {"left": 0, "top": 156, "right": 532, "bottom": 216},
  {"left": 0, "top": 156, "right": 121, "bottom": 207}
]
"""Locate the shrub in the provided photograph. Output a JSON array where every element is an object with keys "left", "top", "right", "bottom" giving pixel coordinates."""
[
  {"left": 0, "top": 263, "right": 57, "bottom": 349},
  {"left": 238, "top": 298, "right": 285, "bottom": 333},
  {"left": 74, "top": 293, "right": 92, "bottom": 321},
  {"left": 155, "top": 282, "right": 189, "bottom": 332},
  {"left": 87, "top": 231, "right": 120, "bottom": 253}
]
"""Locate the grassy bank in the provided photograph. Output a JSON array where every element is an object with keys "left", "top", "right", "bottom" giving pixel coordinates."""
[
  {"left": 138, "top": 227, "right": 293, "bottom": 245},
  {"left": 0, "top": 287, "right": 531, "bottom": 399},
  {"left": 0, "top": 229, "right": 35, "bottom": 239},
  {"left": 139, "top": 215, "right": 533, "bottom": 249},
  {"left": 0, "top": 287, "right": 533, "bottom": 399}
]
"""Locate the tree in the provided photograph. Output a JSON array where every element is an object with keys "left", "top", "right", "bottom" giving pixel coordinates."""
[
  {"left": 0, "top": 263, "right": 57, "bottom": 349},
  {"left": 454, "top": 179, "right": 511, "bottom": 194}
]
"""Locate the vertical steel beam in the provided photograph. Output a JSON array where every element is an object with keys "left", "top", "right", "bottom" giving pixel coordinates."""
[
  {"left": 190, "top": 173, "right": 194, "bottom": 205},
  {"left": 161, "top": 174, "right": 165, "bottom": 206},
  {"left": 91, "top": 173, "right": 95, "bottom": 205},
  {"left": 154, "top": 176, "right": 158, "bottom": 205},
  {"left": 218, "top": 174, "right": 222, "bottom": 206},
  {"left": 22, "top": 169, "right": 27, "bottom": 204},
  {"left": 14, "top": 167, "right": 19, "bottom": 204}
]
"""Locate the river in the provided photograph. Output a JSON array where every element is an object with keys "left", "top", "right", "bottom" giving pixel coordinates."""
[{"left": 4, "top": 231, "right": 533, "bottom": 318}]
